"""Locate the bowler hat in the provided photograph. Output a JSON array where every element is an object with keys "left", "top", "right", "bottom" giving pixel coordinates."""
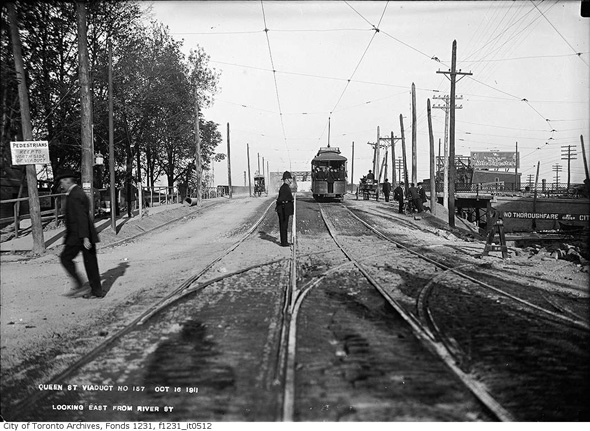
[
  {"left": 282, "top": 171, "right": 292, "bottom": 180},
  {"left": 54, "top": 170, "right": 78, "bottom": 183}
]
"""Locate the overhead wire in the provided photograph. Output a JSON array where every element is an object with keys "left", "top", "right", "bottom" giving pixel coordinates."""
[
  {"left": 260, "top": 0, "right": 291, "bottom": 169},
  {"left": 530, "top": 0, "right": 589, "bottom": 66}
]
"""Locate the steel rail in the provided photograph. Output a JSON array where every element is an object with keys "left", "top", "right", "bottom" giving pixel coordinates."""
[
  {"left": 343, "top": 204, "right": 590, "bottom": 332},
  {"left": 318, "top": 203, "right": 516, "bottom": 422},
  {"left": 279, "top": 193, "right": 298, "bottom": 421},
  {"left": 10, "top": 199, "right": 276, "bottom": 416}
]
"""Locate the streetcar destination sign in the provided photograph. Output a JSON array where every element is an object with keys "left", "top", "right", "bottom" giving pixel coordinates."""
[{"left": 10, "top": 140, "right": 50, "bottom": 165}]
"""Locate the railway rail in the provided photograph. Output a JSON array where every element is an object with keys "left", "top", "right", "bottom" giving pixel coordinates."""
[
  {"left": 282, "top": 200, "right": 506, "bottom": 421},
  {"left": 9, "top": 199, "right": 293, "bottom": 420},
  {"left": 348, "top": 204, "right": 589, "bottom": 331},
  {"left": 309, "top": 201, "right": 589, "bottom": 421},
  {"left": 7, "top": 193, "right": 589, "bottom": 421}
]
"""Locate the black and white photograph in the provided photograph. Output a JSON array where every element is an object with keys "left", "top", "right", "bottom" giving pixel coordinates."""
[{"left": 1, "top": 0, "right": 589, "bottom": 424}]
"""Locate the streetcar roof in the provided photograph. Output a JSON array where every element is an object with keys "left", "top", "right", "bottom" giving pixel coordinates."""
[{"left": 312, "top": 147, "right": 347, "bottom": 162}]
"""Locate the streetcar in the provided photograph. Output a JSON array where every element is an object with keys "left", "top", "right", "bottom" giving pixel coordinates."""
[
  {"left": 253, "top": 172, "right": 266, "bottom": 197},
  {"left": 311, "top": 146, "right": 347, "bottom": 201}
]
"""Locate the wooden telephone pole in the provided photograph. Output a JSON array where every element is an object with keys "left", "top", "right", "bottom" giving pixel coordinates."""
[
  {"left": 427, "top": 99, "right": 436, "bottom": 215},
  {"left": 77, "top": 1, "right": 94, "bottom": 217},
  {"left": 7, "top": 2, "right": 45, "bottom": 254},
  {"left": 411, "top": 83, "right": 417, "bottom": 185},
  {"left": 437, "top": 40, "right": 472, "bottom": 228},
  {"left": 432, "top": 94, "right": 463, "bottom": 209},
  {"left": 399, "top": 114, "right": 409, "bottom": 199},
  {"left": 561, "top": 144, "right": 577, "bottom": 190},
  {"left": 247, "top": 143, "right": 252, "bottom": 197},
  {"left": 227, "top": 123, "right": 232, "bottom": 198}
]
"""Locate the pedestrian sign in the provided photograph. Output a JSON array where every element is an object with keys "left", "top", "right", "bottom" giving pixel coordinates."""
[{"left": 10, "top": 141, "right": 50, "bottom": 166}]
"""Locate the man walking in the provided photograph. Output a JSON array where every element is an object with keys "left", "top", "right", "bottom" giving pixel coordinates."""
[
  {"left": 57, "top": 171, "right": 104, "bottom": 298},
  {"left": 276, "top": 171, "right": 294, "bottom": 247},
  {"left": 382, "top": 178, "right": 392, "bottom": 202}
]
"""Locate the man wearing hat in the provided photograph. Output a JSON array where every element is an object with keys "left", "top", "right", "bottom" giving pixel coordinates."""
[
  {"left": 382, "top": 178, "right": 392, "bottom": 202},
  {"left": 393, "top": 181, "right": 405, "bottom": 214},
  {"left": 276, "top": 171, "right": 294, "bottom": 247},
  {"left": 56, "top": 171, "right": 104, "bottom": 298}
]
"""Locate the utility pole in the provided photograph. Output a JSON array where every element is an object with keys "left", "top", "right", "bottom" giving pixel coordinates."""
[
  {"left": 527, "top": 174, "right": 534, "bottom": 188},
  {"left": 515, "top": 142, "right": 519, "bottom": 192},
  {"left": 399, "top": 114, "right": 409, "bottom": 199},
  {"left": 257, "top": 152, "right": 260, "bottom": 174},
  {"left": 226, "top": 123, "right": 232, "bottom": 199},
  {"left": 580, "top": 135, "right": 589, "bottom": 182},
  {"left": 375, "top": 126, "right": 381, "bottom": 181},
  {"left": 532, "top": 162, "right": 541, "bottom": 231},
  {"left": 555, "top": 164, "right": 562, "bottom": 190},
  {"left": 267, "top": 160, "right": 269, "bottom": 195},
  {"left": 411, "top": 82, "right": 417, "bottom": 185},
  {"left": 561, "top": 144, "right": 577, "bottom": 190},
  {"left": 437, "top": 40, "right": 472, "bottom": 228},
  {"left": 396, "top": 157, "right": 403, "bottom": 183},
  {"left": 351, "top": 141, "right": 355, "bottom": 193},
  {"left": 108, "top": 41, "right": 116, "bottom": 232},
  {"left": 391, "top": 132, "right": 396, "bottom": 189},
  {"left": 7, "top": 2, "right": 45, "bottom": 254},
  {"left": 247, "top": 143, "right": 252, "bottom": 197},
  {"left": 433, "top": 94, "right": 463, "bottom": 209},
  {"left": 368, "top": 133, "right": 397, "bottom": 184},
  {"left": 427, "top": 99, "right": 436, "bottom": 215},
  {"left": 77, "top": 1, "right": 94, "bottom": 217}
]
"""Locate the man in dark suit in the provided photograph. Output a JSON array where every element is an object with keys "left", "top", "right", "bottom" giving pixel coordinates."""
[
  {"left": 393, "top": 182, "right": 405, "bottom": 213},
  {"left": 57, "top": 171, "right": 104, "bottom": 298},
  {"left": 382, "top": 178, "right": 392, "bottom": 202},
  {"left": 276, "top": 171, "right": 294, "bottom": 247}
]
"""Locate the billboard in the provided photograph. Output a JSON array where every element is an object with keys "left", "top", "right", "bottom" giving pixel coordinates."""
[{"left": 470, "top": 151, "right": 519, "bottom": 169}]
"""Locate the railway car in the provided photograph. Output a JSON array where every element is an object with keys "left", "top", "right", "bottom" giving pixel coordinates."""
[{"left": 311, "top": 146, "right": 347, "bottom": 201}]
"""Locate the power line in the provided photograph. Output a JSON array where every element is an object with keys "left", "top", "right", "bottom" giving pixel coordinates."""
[
  {"left": 457, "top": 52, "right": 589, "bottom": 63},
  {"left": 530, "top": 0, "right": 589, "bottom": 66},
  {"left": 260, "top": 0, "right": 290, "bottom": 168},
  {"left": 328, "top": 1, "right": 389, "bottom": 116}
]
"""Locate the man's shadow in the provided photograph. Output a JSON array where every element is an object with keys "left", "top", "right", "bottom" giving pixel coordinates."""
[
  {"left": 258, "top": 230, "right": 280, "bottom": 246},
  {"left": 101, "top": 261, "right": 130, "bottom": 295}
]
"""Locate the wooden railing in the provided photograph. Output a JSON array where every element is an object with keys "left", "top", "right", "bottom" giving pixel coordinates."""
[{"left": 0, "top": 193, "right": 65, "bottom": 239}]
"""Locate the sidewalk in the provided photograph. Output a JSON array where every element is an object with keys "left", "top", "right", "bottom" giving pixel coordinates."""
[{"left": 0, "top": 203, "right": 184, "bottom": 254}]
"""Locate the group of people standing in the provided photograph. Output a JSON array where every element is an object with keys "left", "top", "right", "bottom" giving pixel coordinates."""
[{"left": 382, "top": 177, "right": 428, "bottom": 214}]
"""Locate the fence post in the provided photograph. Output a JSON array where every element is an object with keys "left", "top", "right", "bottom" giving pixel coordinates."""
[
  {"left": 54, "top": 197, "right": 58, "bottom": 225},
  {"left": 138, "top": 183, "right": 143, "bottom": 218},
  {"left": 13, "top": 202, "right": 19, "bottom": 238}
]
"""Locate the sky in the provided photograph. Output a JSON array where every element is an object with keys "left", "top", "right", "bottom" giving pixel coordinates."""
[{"left": 143, "top": 0, "right": 589, "bottom": 188}]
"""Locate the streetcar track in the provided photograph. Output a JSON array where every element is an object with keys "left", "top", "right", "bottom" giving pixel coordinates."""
[
  {"left": 316, "top": 202, "right": 515, "bottom": 422},
  {"left": 10, "top": 199, "right": 280, "bottom": 417},
  {"left": 343, "top": 203, "right": 590, "bottom": 331}
]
